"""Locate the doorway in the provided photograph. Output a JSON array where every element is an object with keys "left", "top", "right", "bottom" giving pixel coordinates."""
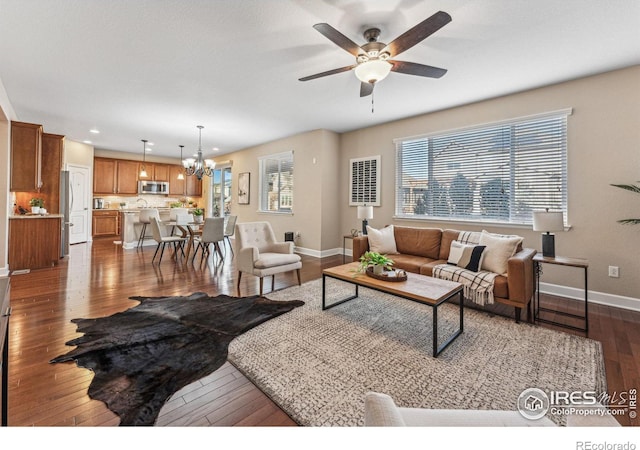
[{"left": 67, "top": 164, "right": 91, "bottom": 244}]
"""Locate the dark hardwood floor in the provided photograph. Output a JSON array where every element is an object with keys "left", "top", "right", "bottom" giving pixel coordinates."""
[{"left": 6, "top": 238, "right": 639, "bottom": 426}]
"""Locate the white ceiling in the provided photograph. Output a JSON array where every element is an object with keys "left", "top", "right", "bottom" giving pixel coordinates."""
[{"left": 1, "top": 0, "right": 639, "bottom": 159}]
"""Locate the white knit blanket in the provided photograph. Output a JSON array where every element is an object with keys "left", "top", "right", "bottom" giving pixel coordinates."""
[{"left": 432, "top": 231, "right": 498, "bottom": 306}]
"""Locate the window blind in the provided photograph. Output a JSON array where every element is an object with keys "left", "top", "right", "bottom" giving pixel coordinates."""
[
  {"left": 395, "top": 111, "right": 569, "bottom": 225},
  {"left": 259, "top": 151, "right": 294, "bottom": 213},
  {"left": 350, "top": 156, "right": 381, "bottom": 206}
]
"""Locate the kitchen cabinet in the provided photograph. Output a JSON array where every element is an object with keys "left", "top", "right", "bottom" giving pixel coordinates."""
[
  {"left": 10, "top": 121, "right": 43, "bottom": 192},
  {"left": 186, "top": 174, "right": 202, "bottom": 197},
  {"left": 138, "top": 162, "right": 169, "bottom": 182},
  {"left": 8, "top": 216, "right": 62, "bottom": 270},
  {"left": 93, "top": 158, "right": 139, "bottom": 195},
  {"left": 92, "top": 210, "right": 120, "bottom": 237},
  {"left": 40, "top": 133, "right": 64, "bottom": 214},
  {"left": 169, "top": 165, "right": 186, "bottom": 196}
]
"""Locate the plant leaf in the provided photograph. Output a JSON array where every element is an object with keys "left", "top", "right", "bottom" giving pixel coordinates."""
[
  {"left": 617, "top": 219, "right": 640, "bottom": 225},
  {"left": 611, "top": 184, "right": 640, "bottom": 194}
]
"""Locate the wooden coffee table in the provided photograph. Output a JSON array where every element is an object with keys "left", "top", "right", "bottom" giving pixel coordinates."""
[{"left": 322, "top": 262, "right": 464, "bottom": 357}]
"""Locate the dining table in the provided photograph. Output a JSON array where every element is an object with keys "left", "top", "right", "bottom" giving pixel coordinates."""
[{"left": 164, "top": 220, "right": 203, "bottom": 261}]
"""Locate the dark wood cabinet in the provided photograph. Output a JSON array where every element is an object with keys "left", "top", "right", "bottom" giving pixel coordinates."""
[
  {"left": 186, "top": 174, "right": 202, "bottom": 197},
  {"left": 92, "top": 210, "right": 120, "bottom": 237},
  {"left": 8, "top": 217, "right": 61, "bottom": 270},
  {"left": 93, "top": 158, "right": 139, "bottom": 195},
  {"left": 116, "top": 160, "right": 139, "bottom": 195},
  {"left": 169, "top": 165, "right": 186, "bottom": 196},
  {"left": 40, "top": 133, "right": 64, "bottom": 214},
  {"left": 153, "top": 163, "right": 169, "bottom": 181},
  {"left": 10, "top": 121, "right": 43, "bottom": 192}
]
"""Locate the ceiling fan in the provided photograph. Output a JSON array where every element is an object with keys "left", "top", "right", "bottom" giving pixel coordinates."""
[{"left": 299, "top": 10, "right": 451, "bottom": 97}]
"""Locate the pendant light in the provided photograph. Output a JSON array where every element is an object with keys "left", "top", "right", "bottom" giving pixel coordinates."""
[
  {"left": 177, "top": 145, "right": 185, "bottom": 180},
  {"left": 139, "top": 139, "right": 148, "bottom": 178}
]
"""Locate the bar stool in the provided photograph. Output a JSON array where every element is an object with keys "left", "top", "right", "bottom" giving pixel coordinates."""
[{"left": 137, "top": 208, "right": 159, "bottom": 248}]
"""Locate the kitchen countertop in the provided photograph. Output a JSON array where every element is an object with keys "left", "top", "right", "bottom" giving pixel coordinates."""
[{"left": 10, "top": 214, "right": 64, "bottom": 219}]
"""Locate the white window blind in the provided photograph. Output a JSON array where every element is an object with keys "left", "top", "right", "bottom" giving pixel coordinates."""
[
  {"left": 259, "top": 151, "right": 293, "bottom": 213},
  {"left": 350, "top": 156, "right": 381, "bottom": 206},
  {"left": 395, "top": 110, "right": 569, "bottom": 224}
]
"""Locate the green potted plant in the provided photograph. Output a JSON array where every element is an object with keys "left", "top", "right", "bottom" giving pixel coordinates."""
[
  {"left": 192, "top": 208, "right": 204, "bottom": 223},
  {"left": 611, "top": 182, "right": 640, "bottom": 224},
  {"left": 358, "top": 251, "right": 394, "bottom": 275},
  {"left": 29, "top": 197, "right": 44, "bottom": 214}
]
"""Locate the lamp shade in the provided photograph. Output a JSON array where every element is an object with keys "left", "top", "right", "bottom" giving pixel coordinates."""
[
  {"left": 532, "top": 211, "right": 564, "bottom": 232},
  {"left": 357, "top": 205, "right": 373, "bottom": 220},
  {"left": 354, "top": 60, "right": 392, "bottom": 84}
]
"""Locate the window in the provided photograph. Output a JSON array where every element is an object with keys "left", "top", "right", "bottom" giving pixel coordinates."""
[
  {"left": 259, "top": 151, "right": 293, "bottom": 213},
  {"left": 394, "top": 110, "right": 570, "bottom": 225}
]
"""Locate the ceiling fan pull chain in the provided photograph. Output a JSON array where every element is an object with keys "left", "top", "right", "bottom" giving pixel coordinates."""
[{"left": 371, "top": 90, "right": 375, "bottom": 114}]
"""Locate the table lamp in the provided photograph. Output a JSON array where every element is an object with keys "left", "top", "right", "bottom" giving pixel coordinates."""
[
  {"left": 532, "top": 209, "right": 564, "bottom": 258},
  {"left": 357, "top": 205, "right": 373, "bottom": 235}
]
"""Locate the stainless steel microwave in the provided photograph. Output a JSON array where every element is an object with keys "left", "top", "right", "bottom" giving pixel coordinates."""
[{"left": 138, "top": 180, "right": 169, "bottom": 195}]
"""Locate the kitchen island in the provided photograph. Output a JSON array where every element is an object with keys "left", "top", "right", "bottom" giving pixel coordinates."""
[
  {"left": 9, "top": 214, "right": 63, "bottom": 271},
  {"left": 120, "top": 208, "right": 201, "bottom": 249}
]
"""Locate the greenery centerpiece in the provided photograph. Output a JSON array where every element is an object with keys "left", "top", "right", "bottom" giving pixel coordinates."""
[
  {"left": 357, "top": 251, "right": 394, "bottom": 275},
  {"left": 611, "top": 182, "right": 640, "bottom": 224},
  {"left": 29, "top": 197, "right": 44, "bottom": 213},
  {"left": 192, "top": 208, "right": 204, "bottom": 223}
]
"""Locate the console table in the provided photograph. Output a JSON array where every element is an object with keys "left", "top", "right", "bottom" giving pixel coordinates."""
[{"left": 533, "top": 254, "right": 588, "bottom": 333}]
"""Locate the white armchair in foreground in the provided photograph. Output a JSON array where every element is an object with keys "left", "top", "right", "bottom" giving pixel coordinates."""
[{"left": 235, "top": 222, "right": 302, "bottom": 296}]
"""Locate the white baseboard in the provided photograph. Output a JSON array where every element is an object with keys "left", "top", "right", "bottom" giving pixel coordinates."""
[
  {"left": 0, "top": 267, "right": 9, "bottom": 277},
  {"left": 539, "top": 282, "right": 640, "bottom": 312},
  {"left": 295, "top": 246, "right": 343, "bottom": 258}
]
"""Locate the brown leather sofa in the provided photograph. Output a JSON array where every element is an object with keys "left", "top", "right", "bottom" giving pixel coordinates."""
[{"left": 352, "top": 226, "right": 536, "bottom": 322}]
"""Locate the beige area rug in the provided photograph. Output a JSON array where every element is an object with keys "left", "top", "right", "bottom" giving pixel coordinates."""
[{"left": 227, "top": 278, "right": 606, "bottom": 426}]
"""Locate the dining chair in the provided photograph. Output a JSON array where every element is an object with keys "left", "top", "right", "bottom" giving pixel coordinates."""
[
  {"left": 169, "top": 208, "right": 189, "bottom": 235},
  {"left": 235, "top": 221, "right": 302, "bottom": 296},
  {"left": 223, "top": 215, "right": 237, "bottom": 257},
  {"left": 137, "top": 208, "right": 160, "bottom": 248},
  {"left": 149, "top": 217, "right": 187, "bottom": 264},
  {"left": 192, "top": 217, "right": 225, "bottom": 265}
]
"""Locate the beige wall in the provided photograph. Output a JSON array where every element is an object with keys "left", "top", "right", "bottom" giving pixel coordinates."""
[
  {"left": 216, "top": 129, "right": 340, "bottom": 255},
  {"left": 0, "top": 78, "right": 16, "bottom": 276},
  {"left": 64, "top": 140, "right": 94, "bottom": 168},
  {"left": 340, "top": 66, "right": 640, "bottom": 301}
]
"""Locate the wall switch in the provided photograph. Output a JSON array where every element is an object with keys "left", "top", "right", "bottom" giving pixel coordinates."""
[{"left": 608, "top": 266, "right": 620, "bottom": 278}]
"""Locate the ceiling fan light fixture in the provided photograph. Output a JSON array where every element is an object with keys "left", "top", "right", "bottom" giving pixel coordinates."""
[{"left": 354, "top": 59, "right": 392, "bottom": 84}]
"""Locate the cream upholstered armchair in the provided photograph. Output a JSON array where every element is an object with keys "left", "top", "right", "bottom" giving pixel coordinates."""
[{"left": 235, "top": 221, "right": 302, "bottom": 296}]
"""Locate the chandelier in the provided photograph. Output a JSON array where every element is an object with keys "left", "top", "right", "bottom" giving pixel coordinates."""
[{"left": 183, "top": 125, "right": 215, "bottom": 180}]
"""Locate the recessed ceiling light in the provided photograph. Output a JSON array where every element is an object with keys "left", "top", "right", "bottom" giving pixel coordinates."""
[
  {"left": 147, "top": 142, "right": 154, "bottom": 146},
  {"left": 83, "top": 140, "right": 92, "bottom": 144},
  {"left": 213, "top": 147, "right": 219, "bottom": 152},
  {"left": 89, "top": 128, "right": 100, "bottom": 134}
]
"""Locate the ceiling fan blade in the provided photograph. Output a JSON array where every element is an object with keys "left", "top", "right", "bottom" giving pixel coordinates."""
[
  {"left": 298, "top": 65, "right": 356, "bottom": 81},
  {"left": 390, "top": 60, "right": 447, "bottom": 78},
  {"left": 313, "top": 23, "right": 362, "bottom": 56},
  {"left": 360, "top": 82, "right": 374, "bottom": 97},
  {"left": 384, "top": 11, "right": 452, "bottom": 57}
]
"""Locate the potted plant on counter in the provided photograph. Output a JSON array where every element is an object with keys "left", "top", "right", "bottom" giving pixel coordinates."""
[{"left": 29, "top": 197, "right": 44, "bottom": 214}]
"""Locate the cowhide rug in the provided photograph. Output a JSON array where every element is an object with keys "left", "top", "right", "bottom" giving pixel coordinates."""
[{"left": 50, "top": 292, "right": 304, "bottom": 426}]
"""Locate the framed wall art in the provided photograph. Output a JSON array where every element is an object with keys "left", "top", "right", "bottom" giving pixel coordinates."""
[{"left": 238, "top": 172, "right": 250, "bottom": 205}]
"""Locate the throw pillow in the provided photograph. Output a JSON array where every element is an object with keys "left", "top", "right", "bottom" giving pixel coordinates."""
[
  {"left": 447, "top": 240, "right": 486, "bottom": 272},
  {"left": 366, "top": 225, "right": 398, "bottom": 254},
  {"left": 478, "top": 230, "right": 524, "bottom": 275}
]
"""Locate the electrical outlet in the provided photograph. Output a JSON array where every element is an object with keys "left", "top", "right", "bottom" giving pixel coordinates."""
[{"left": 608, "top": 266, "right": 619, "bottom": 278}]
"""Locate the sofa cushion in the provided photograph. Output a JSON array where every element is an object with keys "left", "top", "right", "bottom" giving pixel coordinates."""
[
  {"left": 394, "top": 226, "right": 442, "bottom": 259},
  {"left": 439, "top": 229, "right": 461, "bottom": 260},
  {"left": 419, "top": 259, "right": 448, "bottom": 277},
  {"left": 366, "top": 225, "right": 398, "bottom": 254},
  {"left": 364, "top": 392, "right": 407, "bottom": 427},
  {"left": 389, "top": 254, "right": 433, "bottom": 274},
  {"left": 447, "top": 241, "right": 486, "bottom": 272},
  {"left": 254, "top": 252, "right": 301, "bottom": 269},
  {"left": 478, "top": 230, "right": 523, "bottom": 275}
]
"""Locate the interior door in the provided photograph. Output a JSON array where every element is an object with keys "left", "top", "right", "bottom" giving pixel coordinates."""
[{"left": 68, "top": 164, "right": 90, "bottom": 244}]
